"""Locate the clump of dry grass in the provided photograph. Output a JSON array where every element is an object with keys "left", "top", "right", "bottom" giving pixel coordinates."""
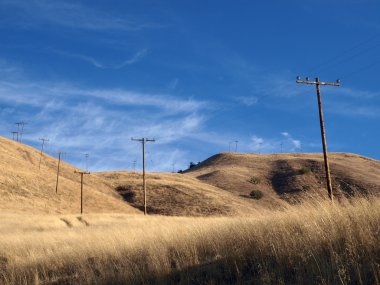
[{"left": 0, "top": 196, "right": 379, "bottom": 284}]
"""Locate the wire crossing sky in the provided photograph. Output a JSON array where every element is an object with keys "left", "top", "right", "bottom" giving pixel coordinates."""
[{"left": 0, "top": 0, "right": 379, "bottom": 171}]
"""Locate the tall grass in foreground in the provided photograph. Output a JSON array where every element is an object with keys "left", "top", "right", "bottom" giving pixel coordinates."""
[{"left": 0, "top": 197, "right": 379, "bottom": 285}]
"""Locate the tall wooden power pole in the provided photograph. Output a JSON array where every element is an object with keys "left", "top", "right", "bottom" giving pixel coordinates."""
[
  {"left": 38, "top": 138, "right": 49, "bottom": 170},
  {"left": 131, "top": 137, "right": 156, "bottom": 215},
  {"left": 74, "top": 170, "right": 90, "bottom": 214},
  {"left": 55, "top": 152, "right": 65, "bottom": 193},
  {"left": 296, "top": 76, "right": 340, "bottom": 201}
]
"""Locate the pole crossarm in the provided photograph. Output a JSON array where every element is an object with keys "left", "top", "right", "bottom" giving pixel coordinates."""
[{"left": 296, "top": 79, "right": 340, "bottom": 86}]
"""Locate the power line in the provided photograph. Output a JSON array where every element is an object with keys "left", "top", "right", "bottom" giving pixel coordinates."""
[
  {"left": 131, "top": 137, "right": 156, "bottom": 215},
  {"left": 311, "top": 34, "right": 380, "bottom": 74},
  {"left": 296, "top": 76, "right": 340, "bottom": 201}
]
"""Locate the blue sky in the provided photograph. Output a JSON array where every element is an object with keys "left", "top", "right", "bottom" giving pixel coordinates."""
[{"left": 0, "top": 0, "right": 379, "bottom": 172}]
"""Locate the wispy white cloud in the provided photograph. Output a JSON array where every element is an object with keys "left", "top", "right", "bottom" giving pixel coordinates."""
[
  {"left": 249, "top": 132, "right": 302, "bottom": 153},
  {"left": 235, "top": 96, "right": 258, "bottom": 106},
  {"left": 52, "top": 49, "right": 148, "bottom": 69},
  {"left": 281, "top": 132, "right": 301, "bottom": 149},
  {"left": 0, "top": 0, "right": 163, "bottom": 32},
  {"left": 0, "top": 78, "right": 207, "bottom": 171}
]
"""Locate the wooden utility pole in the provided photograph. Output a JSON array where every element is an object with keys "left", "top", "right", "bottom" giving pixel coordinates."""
[
  {"left": 15, "top": 123, "right": 21, "bottom": 142},
  {"left": 84, "top": 153, "right": 89, "bottom": 172},
  {"left": 132, "top": 160, "right": 137, "bottom": 172},
  {"left": 131, "top": 137, "right": 156, "bottom": 215},
  {"left": 55, "top": 152, "right": 65, "bottom": 193},
  {"left": 39, "top": 138, "right": 49, "bottom": 170},
  {"left": 296, "top": 76, "right": 340, "bottom": 201},
  {"left": 11, "top": 131, "right": 18, "bottom": 141},
  {"left": 258, "top": 142, "right": 263, "bottom": 154},
  {"left": 229, "top": 140, "right": 238, "bottom": 152},
  {"left": 74, "top": 170, "right": 90, "bottom": 214},
  {"left": 15, "top": 122, "right": 27, "bottom": 143}
]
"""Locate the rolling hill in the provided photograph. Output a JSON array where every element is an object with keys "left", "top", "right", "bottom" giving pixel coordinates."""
[
  {"left": 1, "top": 135, "right": 380, "bottom": 216},
  {"left": 0, "top": 136, "right": 140, "bottom": 214},
  {"left": 184, "top": 152, "right": 380, "bottom": 203}
]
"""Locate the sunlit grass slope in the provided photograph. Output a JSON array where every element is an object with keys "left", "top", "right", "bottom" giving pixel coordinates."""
[
  {"left": 0, "top": 136, "right": 140, "bottom": 214},
  {"left": 185, "top": 152, "right": 380, "bottom": 204},
  {"left": 0, "top": 196, "right": 379, "bottom": 284}
]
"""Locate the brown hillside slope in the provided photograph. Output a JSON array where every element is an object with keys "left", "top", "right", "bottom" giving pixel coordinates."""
[
  {"left": 184, "top": 152, "right": 380, "bottom": 204},
  {"left": 0, "top": 136, "right": 140, "bottom": 214},
  {"left": 94, "top": 171, "right": 261, "bottom": 216}
]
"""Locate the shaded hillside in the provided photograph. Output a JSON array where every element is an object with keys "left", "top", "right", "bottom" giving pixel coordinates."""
[
  {"left": 94, "top": 171, "right": 260, "bottom": 216},
  {"left": 184, "top": 152, "right": 380, "bottom": 203},
  {"left": 0, "top": 136, "right": 140, "bottom": 214}
]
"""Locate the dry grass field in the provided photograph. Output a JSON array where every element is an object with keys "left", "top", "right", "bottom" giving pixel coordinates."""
[
  {"left": 1, "top": 136, "right": 380, "bottom": 284},
  {"left": 0, "top": 196, "right": 379, "bottom": 284}
]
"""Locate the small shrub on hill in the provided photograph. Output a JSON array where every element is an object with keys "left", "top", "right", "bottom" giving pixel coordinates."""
[
  {"left": 249, "top": 189, "right": 263, "bottom": 200},
  {"left": 297, "top": 167, "right": 311, "bottom": 175},
  {"left": 248, "top": 177, "right": 261, "bottom": 185},
  {"left": 302, "top": 185, "right": 311, "bottom": 191}
]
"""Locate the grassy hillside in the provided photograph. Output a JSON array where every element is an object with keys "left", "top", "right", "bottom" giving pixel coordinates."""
[
  {"left": 184, "top": 152, "right": 380, "bottom": 204},
  {"left": 0, "top": 196, "right": 379, "bottom": 284},
  {"left": 2, "top": 134, "right": 380, "bottom": 216},
  {"left": 95, "top": 171, "right": 260, "bottom": 216},
  {"left": 0, "top": 136, "right": 140, "bottom": 214}
]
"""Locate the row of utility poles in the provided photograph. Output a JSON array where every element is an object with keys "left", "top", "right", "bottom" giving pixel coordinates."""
[{"left": 10, "top": 76, "right": 339, "bottom": 213}]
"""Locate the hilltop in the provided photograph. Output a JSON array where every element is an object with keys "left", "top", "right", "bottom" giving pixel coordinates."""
[
  {"left": 184, "top": 152, "right": 380, "bottom": 203},
  {"left": 0, "top": 136, "right": 140, "bottom": 214}
]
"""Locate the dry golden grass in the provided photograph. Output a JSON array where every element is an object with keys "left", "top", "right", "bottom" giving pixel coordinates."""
[
  {"left": 186, "top": 152, "right": 380, "bottom": 205},
  {"left": 0, "top": 196, "right": 379, "bottom": 284},
  {"left": 95, "top": 171, "right": 262, "bottom": 216},
  {"left": 0, "top": 136, "right": 140, "bottom": 214}
]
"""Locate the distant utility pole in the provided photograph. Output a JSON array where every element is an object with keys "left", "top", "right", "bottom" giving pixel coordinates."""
[
  {"left": 258, "top": 142, "right": 263, "bottom": 154},
  {"left": 15, "top": 123, "right": 21, "bottom": 142},
  {"left": 11, "top": 131, "right": 18, "bottom": 141},
  {"left": 280, "top": 142, "right": 283, "bottom": 153},
  {"left": 15, "top": 122, "right": 27, "bottom": 143},
  {"left": 132, "top": 160, "right": 137, "bottom": 172},
  {"left": 229, "top": 140, "right": 239, "bottom": 152},
  {"left": 171, "top": 162, "right": 176, "bottom": 173},
  {"left": 55, "top": 152, "right": 65, "bottom": 193},
  {"left": 131, "top": 137, "right": 156, "bottom": 215},
  {"left": 74, "top": 170, "right": 90, "bottom": 214},
  {"left": 38, "top": 138, "right": 49, "bottom": 170},
  {"left": 296, "top": 76, "right": 340, "bottom": 201},
  {"left": 84, "top": 153, "right": 89, "bottom": 172}
]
